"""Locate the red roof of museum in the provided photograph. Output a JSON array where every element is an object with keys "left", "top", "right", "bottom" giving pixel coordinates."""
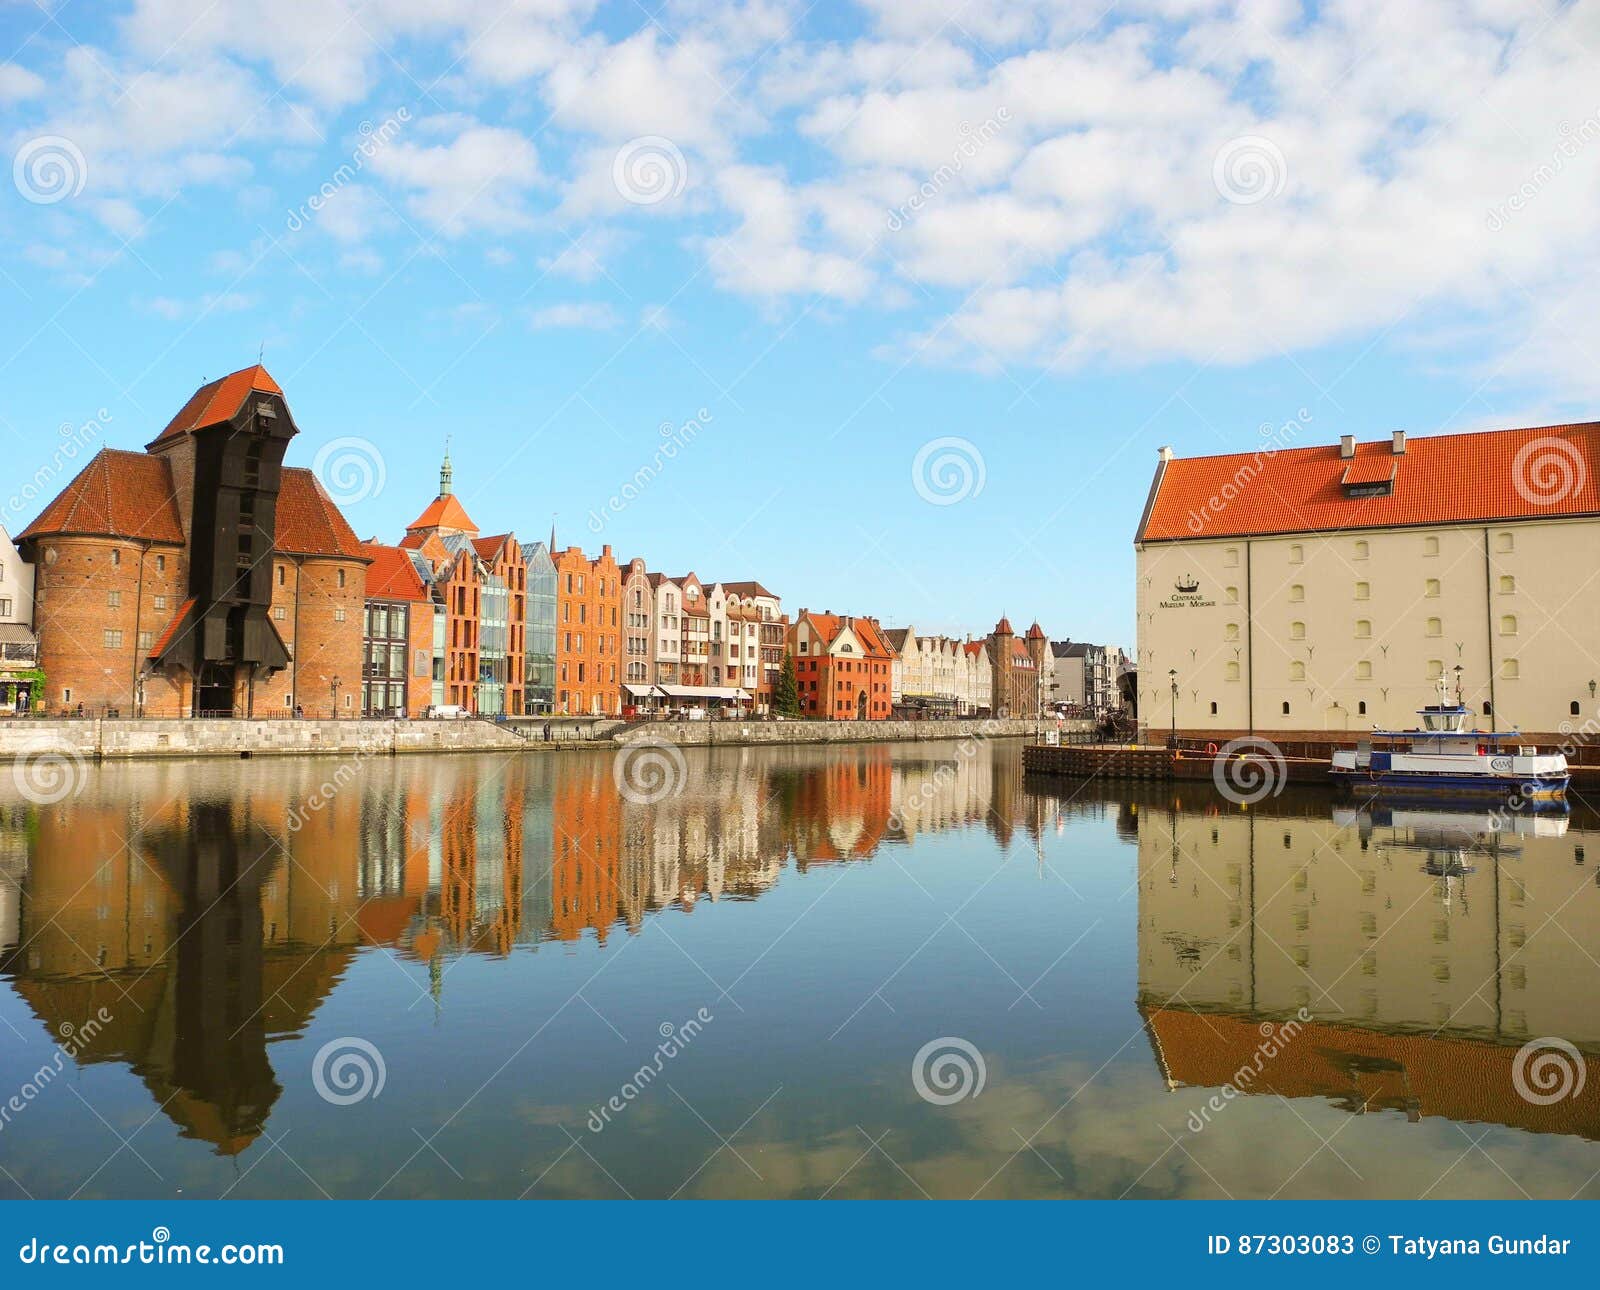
[
  {"left": 363, "top": 543, "right": 430, "bottom": 601},
  {"left": 18, "top": 449, "right": 185, "bottom": 544},
  {"left": 151, "top": 364, "right": 283, "bottom": 444},
  {"left": 276, "top": 469, "right": 366, "bottom": 558},
  {"left": 1138, "top": 423, "right": 1600, "bottom": 542}
]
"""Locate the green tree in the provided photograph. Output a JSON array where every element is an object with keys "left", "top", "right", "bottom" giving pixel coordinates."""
[{"left": 774, "top": 651, "right": 800, "bottom": 717}]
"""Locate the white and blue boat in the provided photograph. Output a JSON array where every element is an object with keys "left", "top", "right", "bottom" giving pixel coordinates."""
[{"left": 1330, "top": 685, "right": 1569, "bottom": 804}]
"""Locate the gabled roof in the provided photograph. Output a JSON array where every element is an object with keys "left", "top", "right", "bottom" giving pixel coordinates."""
[
  {"left": 405, "top": 492, "right": 478, "bottom": 537},
  {"left": 473, "top": 533, "right": 515, "bottom": 562},
  {"left": 720, "top": 580, "right": 776, "bottom": 599},
  {"left": 277, "top": 468, "right": 367, "bottom": 559},
  {"left": 363, "top": 543, "right": 429, "bottom": 602},
  {"left": 883, "top": 627, "right": 911, "bottom": 651},
  {"left": 1138, "top": 423, "right": 1600, "bottom": 543},
  {"left": 797, "top": 611, "right": 893, "bottom": 659},
  {"left": 151, "top": 364, "right": 282, "bottom": 445},
  {"left": 18, "top": 449, "right": 185, "bottom": 544}
]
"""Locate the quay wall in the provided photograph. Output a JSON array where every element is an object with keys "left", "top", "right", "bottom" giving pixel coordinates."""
[
  {"left": 615, "top": 717, "right": 1089, "bottom": 748},
  {"left": 0, "top": 718, "right": 530, "bottom": 762},
  {"left": 0, "top": 716, "right": 1095, "bottom": 762}
]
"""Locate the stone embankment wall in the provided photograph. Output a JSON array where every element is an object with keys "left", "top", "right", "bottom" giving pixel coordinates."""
[
  {"left": 616, "top": 717, "right": 1090, "bottom": 747},
  {"left": 0, "top": 715, "right": 1096, "bottom": 762},
  {"left": 0, "top": 718, "right": 530, "bottom": 761}
]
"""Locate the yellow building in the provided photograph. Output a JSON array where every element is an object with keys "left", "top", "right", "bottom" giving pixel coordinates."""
[{"left": 1134, "top": 422, "right": 1600, "bottom": 738}]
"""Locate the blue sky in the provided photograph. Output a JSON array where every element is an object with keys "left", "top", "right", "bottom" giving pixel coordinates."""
[{"left": 3, "top": 0, "right": 1599, "bottom": 645}]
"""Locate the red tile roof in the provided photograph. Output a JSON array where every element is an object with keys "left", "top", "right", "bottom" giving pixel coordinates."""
[
  {"left": 405, "top": 492, "right": 478, "bottom": 536},
  {"left": 797, "top": 612, "right": 894, "bottom": 659},
  {"left": 362, "top": 543, "right": 429, "bottom": 602},
  {"left": 472, "top": 533, "right": 514, "bottom": 562},
  {"left": 18, "top": 449, "right": 184, "bottom": 544},
  {"left": 276, "top": 468, "right": 367, "bottom": 559},
  {"left": 151, "top": 364, "right": 282, "bottom": 444},
  {"left": 1139, "top": 423, "right": 1600, "bottom": 542},
  {"left": 147, "top": 597, "right": 196, "bottom": 660}
]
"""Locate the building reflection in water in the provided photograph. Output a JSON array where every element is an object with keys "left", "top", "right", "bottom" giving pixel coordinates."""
[
  {"left": 0, "top": 743, "right": 1040, "bottom": 1157},
  {"left": 1130, "top": 785, "right": 1600, "bottom": 1140}
]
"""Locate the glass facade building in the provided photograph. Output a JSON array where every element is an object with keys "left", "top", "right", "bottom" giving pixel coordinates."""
[{"left": 524, "top": 543, "right": 557, "bottom": 714}]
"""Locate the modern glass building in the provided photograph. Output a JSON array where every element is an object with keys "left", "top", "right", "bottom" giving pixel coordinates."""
[
  {"left": 524, "top": 542, "right": 557, "bottom": 714},
  {"left": 478, "top": 572, "right": 509, "bottom": 716}
]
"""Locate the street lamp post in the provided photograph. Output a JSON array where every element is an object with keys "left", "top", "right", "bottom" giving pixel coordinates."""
[
  {"left": 1168, "top": 668, "right": 1178, "bottom": 749},
  {"left": 330, "top": 674, "right": 341, "bottom": 717}
]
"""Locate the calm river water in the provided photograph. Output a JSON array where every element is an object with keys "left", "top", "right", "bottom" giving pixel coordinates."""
[{"left": 1, "top": 738, "right": 1597, "bottom": 1199}]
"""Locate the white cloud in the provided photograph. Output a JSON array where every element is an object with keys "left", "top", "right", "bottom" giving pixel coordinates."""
[
  {"left": 0, "top": 63, "right": 45, "bottom": 102},
  {"left": 369, "top": 118, "right": 542, "bottom": 235},
  {"left": 526, "top": 301, "right": 620, "bottom": 330}
]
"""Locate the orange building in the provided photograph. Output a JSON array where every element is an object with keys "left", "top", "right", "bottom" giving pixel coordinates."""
[
  {"left": 554, "top": 541, "right": 621, "bottom": 715},
  {"left": 787, "top": 610, "right": 895, "bottom": 720}
]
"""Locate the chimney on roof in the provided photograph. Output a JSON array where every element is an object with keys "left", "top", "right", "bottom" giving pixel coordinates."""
[
  {"left": 1158, "top": 445, "right": 1173, "bottom": 462},
  {"left": 1339, "top": 434, "right": 1356, "bottom": 459},
  {"left": 1392, "top": 430, "right": 1406, "bottom": 455}
]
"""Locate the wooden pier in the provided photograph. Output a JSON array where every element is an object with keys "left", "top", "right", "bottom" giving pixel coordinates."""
[{"left": 1022, "top": 741, "right": 1331, "bottom": 784}]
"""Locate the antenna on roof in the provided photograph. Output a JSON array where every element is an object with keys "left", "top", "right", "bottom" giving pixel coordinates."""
[{"left": 258, "top": 340, "right": 265, "bottom": 363}]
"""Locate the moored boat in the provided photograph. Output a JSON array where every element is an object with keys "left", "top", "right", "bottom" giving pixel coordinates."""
[{"left": 1330, "top": 684, "right": 1568, "bottom": 804}]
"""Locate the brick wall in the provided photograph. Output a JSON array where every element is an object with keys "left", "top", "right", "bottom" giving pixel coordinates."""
[{"left": 31, "top": 537, "right": 188, "bottom": 714}]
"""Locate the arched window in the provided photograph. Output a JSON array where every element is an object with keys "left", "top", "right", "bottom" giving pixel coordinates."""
[
  {"left": 1290, "top": 584, "right": 1305, "bottom": 602},
  {"left": 1225, "top": 662, "right": 1240, "bottom": 682},
  {"left": 1209, "top": 701, "right": 1218, "bottom": 715},
  {"left": 1500, "top": 614, "right": 1518, "bottom": 636},
  {"left": 1425, "top": 617, "right": 1441, "bottom": 637},
  {"left": 1354, "top": 540, "right": 1369, "bottom": 560},
  {"left": 1281, "top": 701, "right": 1291, "bottom": 715},
  {"left": 1288, "top": 544, "right": 1304, "bottom": 564},
  {"left": 1225, "top": 623, "right": 1240, "bottom": 642},
  {"left": 1290, "top": 661, "right": 1305, "bottom": 681},
  {"left": 1290, "top": 621, "right": 1305, "bottom": 640},
  {"left": 1358, "top": 701, "right": 1367, "bottom": 715},
  {"left": 1355, "top": 581, "right": 1369, "bottom": 600},
  {"left": 1424, "top": 535, "right": 1440, "bottom": 556},
  {"left": 1499, "top": 575, "right": 1515, "bottom": 594},
  {"left": 1572, "top": 701, "right": 1583, "bottom": 717},
  {"left": 1225, "top": 586, "right": 1239, "bottom": 603},
  {"left": 1355, "top": 620, "right": 1372, "bottom": 639},
  {"left": 1356, "top": 660, "right": 1372, "bottom": 679},
  {"left": 1424, "top": 578, "right": 1440, "bottom": 598}
]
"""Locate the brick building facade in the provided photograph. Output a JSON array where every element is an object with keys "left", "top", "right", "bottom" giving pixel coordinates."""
[
  {"left": 788, "top": 610, "right": 894, "bottom": 720},
  {"left": 554, "top": 542, "right": 621, "bottom": 715},
  {"left": 18, "top": 366, "right": 366, "bottom": 717}
]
